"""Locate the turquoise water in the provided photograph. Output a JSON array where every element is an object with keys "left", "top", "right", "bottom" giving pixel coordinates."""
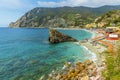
[{"left": 0, "top": 28, "right": 93, "bottom": 80}]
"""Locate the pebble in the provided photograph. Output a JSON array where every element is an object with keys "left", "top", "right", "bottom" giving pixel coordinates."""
[{"left": 47, "top": 60, "right": 105, "bottom": 80}]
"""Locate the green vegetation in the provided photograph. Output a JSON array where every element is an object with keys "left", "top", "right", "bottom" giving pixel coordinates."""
[
  {"left": 102, "top": 45, "right": 120, "bottom": 80},
  {"left": 9, "top": 6, "right": 120, "bottom": 28},
  {"left": 95, "top": 10, "right": 120, "bottom": 28}
]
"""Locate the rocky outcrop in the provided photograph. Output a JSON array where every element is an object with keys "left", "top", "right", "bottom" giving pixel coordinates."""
[
  {"left": 46, "top": 60, "right": 105, "bottom": 80},
  {"left": 48, "top": 29, "right": 77, "bottom": 43}
]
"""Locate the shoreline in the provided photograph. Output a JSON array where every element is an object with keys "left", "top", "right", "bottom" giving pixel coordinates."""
[
  {"left": 80, "top": 29, "right": 107, "bottom": 62},
  {"left": 82, "top": 45, "right": 97, "bottom": 62},
  {"left": 80, "top": 29, "right": 106, "bottom": 79},
  {"left": 74, "top": 29, "right": 106, "bottom": 80},
  {"left": 9, "top": 27, "right": 82, "bottom": 30},
  {"left": 53, "top": 28, "right": 81, "bottom": 30},
  {"left": 40, "top": 29, "right": 106, "bottom": 80}
]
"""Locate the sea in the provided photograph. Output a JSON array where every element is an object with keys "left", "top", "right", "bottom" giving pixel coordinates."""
[{"left": 0, "top": 28, "right": 94, "bottom": 80}]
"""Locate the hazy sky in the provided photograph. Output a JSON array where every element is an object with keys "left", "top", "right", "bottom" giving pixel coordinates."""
[{"left": 0, "top": 0, "right": 120, "bottom": 27}]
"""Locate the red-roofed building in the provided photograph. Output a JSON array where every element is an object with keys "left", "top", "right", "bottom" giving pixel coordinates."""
[{"left": 107, "top": 34, "right": 119, "bottom": 40}]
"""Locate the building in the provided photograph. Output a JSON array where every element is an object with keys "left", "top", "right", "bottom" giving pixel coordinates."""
[{"left": 107, "top": 33, "right": 119, "bottom": 40}]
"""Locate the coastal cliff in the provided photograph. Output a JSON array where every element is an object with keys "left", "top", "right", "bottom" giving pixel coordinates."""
[
  {"left": 9, "top": 5, "right": 120, "bottom": 28},
  {"left": 49, "top": 29, "right": 77, "bottom": 43}
]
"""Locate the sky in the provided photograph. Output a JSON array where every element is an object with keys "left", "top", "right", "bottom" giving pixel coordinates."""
[{"left": 0, "top": 0, "right": 120, "bottom": 27}]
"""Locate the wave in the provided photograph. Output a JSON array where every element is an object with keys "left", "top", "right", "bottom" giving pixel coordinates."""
[{"left": 82, "top": 45, "right": 97, "bottom": 61}]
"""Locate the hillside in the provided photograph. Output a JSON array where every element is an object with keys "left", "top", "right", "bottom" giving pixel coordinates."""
[
  {"left": 95, "top": 10, "right": 120, "bottom": 27},
  {"left": 9, "top": 5, "right": 120, "bottom": 28}
]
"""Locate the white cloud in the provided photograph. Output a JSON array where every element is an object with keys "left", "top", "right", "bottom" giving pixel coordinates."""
[
  {"left": 0, "top": 0, "right": 35, "bottom": 10},
  {"left": 38, "top": 0, "right": 87, "bottom": 7},
  {"left": 38, "top": 0, "right": 120, "bottom": 7},
  {"left": 0, "top": 0, "right": 23, "bottom": 9},
  {"left": 84, "top": 0, "right": 120, "bottom": 7},
  {"left": 0, "top": 0, "right": 36, "bottom": 27}
]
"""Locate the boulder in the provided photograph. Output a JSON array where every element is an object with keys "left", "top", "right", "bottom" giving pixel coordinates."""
[{"left": 48, "top": 29, "right": 77, "bottom": 43}]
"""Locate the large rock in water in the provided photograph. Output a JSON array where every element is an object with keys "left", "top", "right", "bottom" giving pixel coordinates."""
[{"left": 49, "top": 29, "right": 77, "bottom": 43}]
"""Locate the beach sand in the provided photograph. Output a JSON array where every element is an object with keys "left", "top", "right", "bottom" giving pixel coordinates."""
[
  {"left": 80, "top": 29, "right": 107, "bottom": 80},
  {"left": 80, "top": 29, "right": 107, "bottom": 62},
  {"left": 81, "top": 42, "right": 107, "bottom": 58}
]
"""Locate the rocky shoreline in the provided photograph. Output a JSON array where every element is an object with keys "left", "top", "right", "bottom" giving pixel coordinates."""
[
  {"left": 39, "top": 59, "right": 105, "bottom": 80},
  {"left": 40, "top": 29, "right": 106, "bottom": 80}
]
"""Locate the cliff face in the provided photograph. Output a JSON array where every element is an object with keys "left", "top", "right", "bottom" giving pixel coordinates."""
[
  {"left": 49, "top": 29, "right": 77, "bottom": 43},
  {"left": 9, "top": 5, "right": 120, "bottom": 28}
]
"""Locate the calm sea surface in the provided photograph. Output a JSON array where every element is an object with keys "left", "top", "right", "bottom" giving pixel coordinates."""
[{"left": 0, "top": 28, "right": 93, "bottom": 80}]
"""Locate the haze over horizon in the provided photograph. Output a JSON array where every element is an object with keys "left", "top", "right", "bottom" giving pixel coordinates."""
[{"left": 1, "top": 0, "right": 120, "bottom": 27}]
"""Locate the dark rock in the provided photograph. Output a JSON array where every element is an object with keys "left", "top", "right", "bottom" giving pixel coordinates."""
[{"left": 48, "top": 29, "right": 77, "bottom": 43}]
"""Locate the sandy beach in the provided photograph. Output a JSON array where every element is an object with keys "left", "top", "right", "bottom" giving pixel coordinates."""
[
  {"left": 81, "top": 42, "right": 107, "bottom": 60},
  {"left": 80, "top": 29, "right": 107, "bottom": 62},
  {"left": 78, "top": 29, "right": 107, "bottom": 80}
]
